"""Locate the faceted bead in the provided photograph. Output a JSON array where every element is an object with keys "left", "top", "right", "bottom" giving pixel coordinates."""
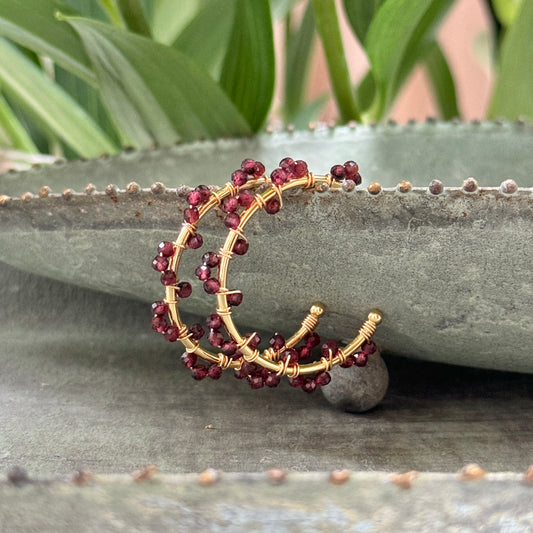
[
  {"left": 355, "top": 353, "right": 368, "bottom": 367},
  {"left": 152, "top": 255, "right": 169, "bottom": 272},
  {"left": 233, "top": 238, "right": 249, "bottom": 255},
  {"left": 160, "top": 270, "right": 177, "bottom": 286},
  {"left": 208, "top": 329, "right": 224, "bottom": 348},
  {"left": 195, "top": 264, "right": 211, "bottom": 281},
  {"left": 227, "top": 292, "right": 243, "bottom": 306},
  {"left": 234, "top": 367, "right": 248, "bottom": 380},
  {"left": 330, "top": 164, "right": 345, "bottom": 181},
  {"left": 241, "top": 361, "right": 259, "bottom": 376},
  {"left": 206, "top": 314, "right": 223, "bottom": 330},
  {"left": 245, "top": 333, "right": 261, "bottom": 349},
  {"left": 265, "top": 198, "right": 281, "bottom": 215},
  {"left": 269, "top": 333, "right": 285, "bottom": 351},
  {"left": 305, "top": 332, "right": 321, "bottom": 348},
  {"left": 280, "top": 348, "right": 298, "bottom": 364},
  {"left": 177, "top": 281, "right": 192, "bottom": 298},
  {"left": 315, "top": 372, "right": 331, "bottom": 386},
  {"left": 302, "top": 378, "right": 317, "bottom": 394},
  {"left": 343, "top": 160, "right": 359, "bottom": 178},
  {"left": 254, "top": 161, "right": 265, "bottom": 177},
  {"left": 224, "top": 212, "right": 240, "bottom": 229},
  {"left": 181, "top": 352, "right": 197, "bottom": 368},
  {"left": 202, "top": 251, "right": 220, "bottom": 267},
  {"left": 340, "top": 355, "right": 356, "bottom": 368},
  {"left": 186, "top": 189, "right": 202, "bottom": 206},
  {"left": 221, "top": 196, "right": 239, "bottom": 213},
  {"left": 293, "top": 160, "right": 308, "bottom": 178},
  {"left": 164, "top": 325, "right": 180, "bottom": 342},
  {"left": 279, "top": 157, "right": 295, "bottom": 172},
  {"left": 187, "top": 233, "right": 203, "bottom": 249},
  {"left": 191, "top": 365, "right": 208, "bottom": 380},
  {"left": 208, "top": 364, "right": 223, "bottom": 380},
  {"left": 189, "top": 323, "right": 205, "bottom": 340},
  {"left": 351, "top": 172, "right": 362, "bottom": 185},
  {"left": 298, "top": 346, "right": 312, "bottom": 361},
  {"left": 361, "top": 340, "right": 377, "bottom": 355},
  {"left": 238, "top": 190, "right": 254, "bottom": 208},
  {"left": 151, "top": 316, "right": 168, "bottom": 333},
  {"left": 151, "top": 301, "right": 168, "bottom": 316},
  {"left": 241, "top": 158, "right": 257, "bottom": 175},
  {"left": 231, "top": 349, "right": 243, "bottom": 361},
  {"left": 204, "top": 278, "right": 221, "bottom": 294},
  {"left": 265, "top": 374, "right": 281, "bottom": 388},
  {"left": 249, "top": 375, "right": 264, "bottom": 389},
  {"left": 196, "top": 185, "right": 211, "bottom": 203},
  {"left": 221, "top": 340, "right": 238, "bottom": 356},
  {"left": 270, "top": 168, "right": 288, "bottom": 186},
  {"left": 158, "top": 241, "right": 174, "bottom": 257},
  {"left": 231, "top": 169, "right": 248, "bottom": 186},
  {"left": 184, "top": 206, "right": 199, "bottom": 224},
  {"left": 288, "top": 376, "right": 305, "bottom": 388},
  {"left": 321, "top": 340, "right": 339, "bottom": 358}
]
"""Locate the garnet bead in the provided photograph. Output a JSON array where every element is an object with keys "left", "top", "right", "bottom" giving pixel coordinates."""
[
  {"left": 186, "top": 189, "right": 202, "bottom": 206},
  {"left": 293, "top": 160, "right": 308, "bottom": 178},
  {"left": 231, "top": 169, "right": 247, "bottom": 186},
  {"left": 184, "top": 206, "right": 199, "bottom": 224},
  {"left": 270, "top": 168, "right": 288, "bottom": 186},
  {"left": 187, "top": 233, "right": 203, "bottom": 249},
  {"left": 241, "top": 158, "right": 257, "bottom": 175},
  {"left": 233, "top": 238, "right": 249, "bottom": 255},
  {"left": 249, "top": 375, "right": 264, "bottom": 389},
  {"left": 279, "top": 157, "right": 295, "bottom": 172},
  {"left": 206, "top": 314, "right": 223, "bottom": 330},
  {"left": 305, "top": 332, "right": 321, "bottom": 348},
  {"left": 343, "top": 160, "right": 359, "bottom": 178},
  {"left": 361, "top": 340, "right": 377, "bottom": 355},
  {"left": 221, "top": 196, "right": 239, "bottom": 213},
  {"left": 224, "top": 212, "right": 240, "bottom": 229},
  {"left": 269, "top": 333, "right": 285, "bottom": 351},
  {"left": 189, "top": 323, "right": 205, "bottom": 340},
  {"left": 221, "top": 340, "right": 238, "bottom": 356},
  {"left": 202, "top": 252, "right": 220, "bottom": 267},
  {"left": 195, "top": 264, "right": 211, "bottom": 281},
  {"left": 204, "top": 278, "right": 220, "bottom": 294},
  {"left": 151, "top": 316, "right": 168, "bottom": 333},
  {"left": 288, "top": 376, "right": 305, "bottom": 388},
  {"left": 245, "top": 332, "right": 261, "bottom": 349},
  {"left": 238, "top": 190, "right": 254, "bottom": 208},
  {"left": 340, "top": 355, "right": 356, "bottom": 368},
  {"left": 330, "top": 164, "right": 345, "bottom": 181},
  {"left": 164, "top": 325, "right": 180, "bottom": 342},
  {"left": 254, "top": 161, "right": 265, "bottom": 177},
  {"left": 355, "top": 353, "right": 368, "bottom": 367},
  {"left": 158, "top": 241, "right": 174, "bottom": 257},
  {"left": 298, "top": 346, "right": 312, "bottom": 361},
  {"left": 302, "top": 378, "right": 317, "bottom": 394},
  {"left": 177, "top": 281, "right": 192, "bottom": 298},
  {"left": 191, "top": 365, "right": 208, "bottom": 380},
  {"left": 208, "top": 364, "right": 223, "bottom": 380},
  {"left": 181, "top": 352, "right": 197, "bottom": 368},
  {"left": 315, "top": 372, "right": 331, "bottom": 386},
  {"left": 265, "top": 374, "right": 281, "bottom": 388},
  {"left": 152, "top": 255, "right": 169, "bottom": 272},
  {"left": 196, "top": 185, "right": 211, "bottom": 203},
  {"left": 280, "top": 348, "right": 298, "bottom": 363},
  {"left": 208, "top": 329, "right": 224, "bottom": 347},
  {"left": 160, "top": 270, "right": 177, "bottom": 286},
  {"left": 151, "top": 301, "right": 168, "bottom": 316},
  {"left": 227, "top": 292, "right": 243, "bottom": 306},
  {"left": 234, "top": 367, "right": 248, "bottom": 380},
  {"left": 265, "top": 198, "right": 280, "bottom": 214},
  {"left": 321, "top": 340, "right": 339, "bottom": 358}
]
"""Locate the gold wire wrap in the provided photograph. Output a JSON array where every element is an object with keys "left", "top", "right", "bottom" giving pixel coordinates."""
[
  {"left": 218, "top": 354, "right": 233, "bottom": 370},
  {"left": 301, "top": 313, "right": 319, "bottom": 333},
  {"left": 254, "top": 193, "right": 267, "bottom": 209},
  {"left": 320, "top": 356, "right": 333, "bottom": 372}
]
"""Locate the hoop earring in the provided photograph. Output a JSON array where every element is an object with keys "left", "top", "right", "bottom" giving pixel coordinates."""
[{"left": 151, "top": 158, "right": 382, "bottom": 393}]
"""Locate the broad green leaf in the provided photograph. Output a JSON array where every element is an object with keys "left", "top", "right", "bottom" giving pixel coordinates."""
[
  {"left": 220, "top": 0, "right": 275, "bottom": 131},
  {"left": 365, "top": 0, "right": 454, "bottom": 120},
  {"left": 64, "top": 17, "right": 251, "bottom": 146},
  {"left": 342, "top": 0, "right": 385, "bottom": 43},
  {"left": 492, "top": 0, "right": 523, "bottom": 27},
  {"left": 489, "top": 0, "right": 533, "bottom": 121},
  {"left": 0, "top": 0, "right": 94, "bottom": 84},
  {"left": 96, "top": 0, "right": 125, "bottom": 28},
  {"left": 173, "top": 0, "right": 236, "bottom": 79},
  {"left": 269, "top": 0, "right": 300, "bottom": 20},
  {"left": 152, "top": 0, "right": 200, "bottom": 45},
  {"left": 311, "top": 0, "right": 360, "bottom": 122},
  {"left": 423, "top": 40, "right": 459, "bottom": 120},
  {"left": 290, "top": 93, "right": 329, "bottom": 129},
  {"left": 0, "top": 38, "right": 117, "bottom": 157},
  {"left": 0, "top": 91, "right": 38, "bottom": 152},
  {"left": 355, "top": 71, "right": 376, "bottom": 113},
  {"left": 117, "top": 0, "right": 152, "bottom": 37},
  {"left": 284, "top": 2, "right": 315, "bottom": 121}
]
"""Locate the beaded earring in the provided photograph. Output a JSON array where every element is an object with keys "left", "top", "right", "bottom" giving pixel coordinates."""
[{"left": 152, "top": 158, "right": 382, "bottom": 393}]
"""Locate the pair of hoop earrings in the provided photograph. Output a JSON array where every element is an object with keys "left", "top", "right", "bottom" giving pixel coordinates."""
[{"left": 151, "top": 157, "right": 382, "bottom": 393}]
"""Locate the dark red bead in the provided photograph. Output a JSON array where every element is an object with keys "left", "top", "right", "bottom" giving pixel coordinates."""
[
  {"left": 208, "top": 329, "right": 224, "bottom": 348},
  {"left": 151, "top": 301, "right": 168, "bottom": 316},
  {"left": 206, "top": 314, "right": 223, "bottom": 330},
  {"left": 254, "top": 161, "right": 265, "bottom": 177},
  {"left": 191, "top": 365, "right": 208, "bottom": 380},
  {"left": 232, "top": 169, "right": 248, "bottom": 186},
  {"left": 221, "top": 340, "right": 238, "bottom": 356},
  {"left": 340, "top": 355, "right": 356, "bottom": 368},
  {"left": 241, "top": 158, "right": 257, "bottom": 175},
  {"left": 288, "top": 376, "right": 305, "bottom": 388},
  {"left": 270, "top": 168, "right": 288, "bottom": 186},
  {"left": 204, "top": 278, "right": 220, "bottom": 294},
  {"left": 330, "top": 164, "right": 345, "bottom": 181},
  {"left": 315, "top": 372, "right": 331, "bottom": 386},
  {"left": 302, "top": 378, "right": 317, "bottom": 394},
  {"left": 293, "top": 160, "right": 308, "bottom": 178},
  {"left": 158, "top": 241, "right": 174, "bottom": 257},
  {"left": 279, "top": 157, "right": 295, "bottom": 172},
  {"left": 208, "top": 364, "right": 223, "bottom": 380},
  {"left": 343, "top": 160, "right": 359, "bottom": 178},
  {"left": 221, "top": 196, "right": 239, "bottom": 213},
  {"left": 241, "top": 361, "right": 259, "bottom": 376},
  {"left": 187, "top": 233, "right": 203, "bottom": 249},
  {"left": 181, "top": 352, "right": 197, "bottom": 368},
  {"left": 177, "top": 281, "right": 192, "bottom": 298},
  {"left": 184, "top": 206, "right": 199, "bottom": 224},
  {"left": 321, "top": 340, "right": 339, "bottom": 358},
  {"left": 189, "top": 323, "right": 205, "bottom": 340},
  {"left": 234, "top": 367, "right": 248, "bottom": 380},
  {"left": 265, "top": 374, "right": 281, "bottom": 388},
  {"left": 151, "top": 316, "right": 168, "bottom": 333},
  {"left": 164, "top": 325, "right": 180, "bottom": 342},
  {"left": 227, "top": 292, "right": 243, "bottom": 306},
  {"left": 280, "top": 348, "right": 298, "bottom": 364},
  {"left": 160, "top": 270, "right": 177, "bottom": 286},
  {"left": 350, "top": 172, "right": 362, "bottom": 185},
  {"left": 233, "top": 238, "right": 249, "bottom": 255},
  {"left": 195, "top": 264, "right": 211, "bottom": 281},
  {"left": 186, "top": 189, "right": 202, "bottom": 206},
  {"left": 238, "top": 190, "right": 254, "bottom": 208},
  {"left": 265, "top": 198, "right": 281, "bottom": 215},
  {"left": 152, "top": 255, "right": 169, "bottom": 272},
  {"left": 269, "top": 333, "right": 285, "bottom": 351},
  {"left": 305, "top": 332, "right": 321, "bottom": 348},
  {"left": 245, "top": 333, "right": 261, "bottom": 349},
  {"left": 355, "top": 353, "right": 368, "bottom": 367},
  {"left": 361, "top": 340, "right": 377, "bottom": 355},
  {"left": 202, "top": 251, "right": 220, "bottom": 267},
  {"left": 249, "top": 375, "right": 264, "bottom": 389},
  {"left": 298, "top": 346, "right": 312, "bottom": 361},
  {"left": 196, "top": 185, "right": 211, "bottom": 203},
  {"left": 231, "top": 349, "right": 243, "bottom": 361},
  {"left": 224, "top": 212, "right": 240, "bottom": 229}
]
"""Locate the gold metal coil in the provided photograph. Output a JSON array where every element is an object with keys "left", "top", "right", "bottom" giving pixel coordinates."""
[
  {"left": 301, "top": 313, "right": 319, "bottom": 333},
  {"left": 272, "top": 185, "right": 283, "bottom": 208},
  {"left": 254, "top": 193, "right": 267, "bottom": 209},
  {"left": 218, "top": 247, "right": 234, "bottom": 260},
  {"left": 336, "top": 349, "right": 347, "bottom": 364},
  {"left": 218, "top": 354, "right": 232, "bottom": 370},
  {"left": 181, "top": 221, "right": 198, "bottom": 233},
  {"left": 359, "top": 320, "right": 377, "bottom": 341},
  {"left": 243, "top": 349, "right": 259, "bottom": 363},
  {"left": 216, "top": 306, "right": 232, "bottom": 316},
  {"left": 276, "top": 357, "right": 291, "bottom": 377},
  {"left": 304, "top": 172, "right": 315, "bottom": 189},
  {"left": 225, "top": 182, "right": 239, "bottom": 197},
  {"left": 320, "top": 356, "right": 333, "bottom": 372}
]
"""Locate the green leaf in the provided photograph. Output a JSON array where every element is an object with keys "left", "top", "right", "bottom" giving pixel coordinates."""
[
  {"left": 269, "top": 0, "right": 300, "bottom": 20},
  {"left": 117, "top": 0, "right": 152, "bottom": 37},
  {"left": 492, "top": 0, "right": 523, "bottom": 27},
  {"left": 63, "top": 17, "right": 251, "bottom": 146},
  {"left": 152, "top": 0, "right": 200, "bottom": 45},
  {"left": 96, "top": 0, "right": 125, "bottom": 28},
  {"left": 284, "top": 2, "right": 315, "bottom": 121},
  {"left": 355, "top": 71, "right": 376, "bottom": 113},
  {"left": 220, "top": 0, "right": 275, "bottom": 131},
  {"left": 342, "top": 0, "right": 385, "bottom": 43},
  {"left": 489, "top": 0, "right": 533, "bottom": 121},
  {"left": 311, "top": 0, "right": 361, "bottom": 122},
  {"left": 173, "top": 0, "right": 236, "bottom": 80},
  {"left": 365, "top": 0, "right": 454, "bottom": 120},
  {"left": 423, "top": 40, "right": 459, "bottom": 120},
  {"left": 290, "top": 93, "right": 329, "bottom": 129},
  {"left": 0, "top": 0, "right": 94, "bottom": 84},
  {"left": 0, "top": 38, "right": 117, "bottom": 157},
  {"left": 0, "top": 91, "right": 38, "bottom": 152}
]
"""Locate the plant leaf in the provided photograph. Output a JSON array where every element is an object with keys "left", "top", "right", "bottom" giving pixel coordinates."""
[
  {"left": 172, "top": 0, "right": 236, "bottom": 80},
  {"left": 220, "top": 0, "right": 275, "bottom": 131},
  {"left": 269, "top": 0, "right": 300, "bottom": 20},
  {"left": 290, "top": 93, "right": 329, "bottom": 129},
  {"left": 151, "top": 0, "right": 200, "bottom": 45},
  {"left": 342, "top": 0, "right": 385, "bottom": 43},
  {"left": 0, "top": 38, "right": 117, "bottom": 157},
  {"left": 423, "top": 40, "right": 459, "bottom": 119},
  {"left": 489, "top": 0, "right": 533, "bottom": 121},
  {"left": 117, "top": 0, "right": 152, "bottom": 37},
  {"left": 63, "top": 16, "right": 251, "bottom": 146},
  {"left": 0, "top": 0, "right": 94, "bottom": 84},
  {"left": 355, "top": 71, "right": 376, "bottom": 113},
  {"left": 0, "top": 91, "right": 38, "bottom": 152},
  {"left": 492, "top": 0, "right": 523, "bottom": 27},
  {"left": 365, "top": 0, "right": 454, "bottom": 120}
]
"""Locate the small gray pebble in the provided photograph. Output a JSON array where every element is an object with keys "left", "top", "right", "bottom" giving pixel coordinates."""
[{"left": 321, "top": 352, "right": 389, "bottom": 412}]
